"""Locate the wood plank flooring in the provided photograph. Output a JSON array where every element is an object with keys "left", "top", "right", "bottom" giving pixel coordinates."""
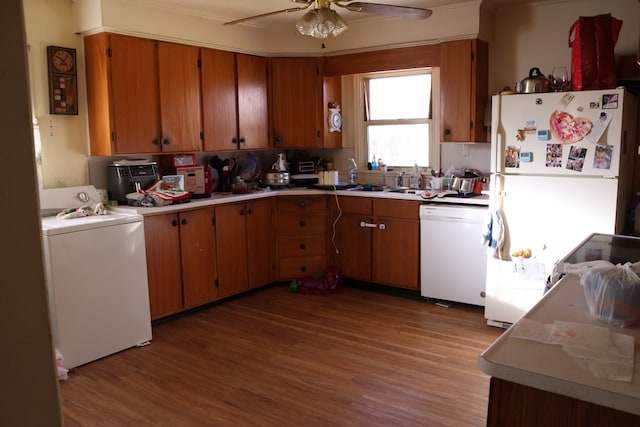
[{"left": 59, "top": 284, "right": 503, "bottom": 426}]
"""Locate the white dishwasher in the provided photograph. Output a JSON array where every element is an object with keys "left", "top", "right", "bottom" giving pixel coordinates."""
[{"left": 420, "top": 203, "right": 488, "bottom": 306}]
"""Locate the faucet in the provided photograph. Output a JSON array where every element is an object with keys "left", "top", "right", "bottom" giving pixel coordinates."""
[{"left": 397, "top": 172, "right": 405, "bottom": 187}]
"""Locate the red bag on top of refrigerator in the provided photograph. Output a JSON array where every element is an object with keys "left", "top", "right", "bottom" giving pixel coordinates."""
[{"left": 568, "top": 14, "right": 623, "bottom": 91}]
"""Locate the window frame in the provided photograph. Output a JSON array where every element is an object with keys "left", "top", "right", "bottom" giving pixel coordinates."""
[{"left": 353, "top": 67, "right": 440, "bottom": 172}]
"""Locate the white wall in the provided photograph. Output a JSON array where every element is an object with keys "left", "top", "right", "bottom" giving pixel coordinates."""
[
  {"left": 25, "top": 0, "right": 90, "bottom": 188},
  {"left": 489, "top": 0, "right": 639, "bottom": 94}
]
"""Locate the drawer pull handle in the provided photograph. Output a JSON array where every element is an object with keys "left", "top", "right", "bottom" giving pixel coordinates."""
[
  {"left": 360, "top": 221, "right": 377, "bottom": 228},
  {"left": 299, "top": 243, "right": 306, "bottom": 250}
]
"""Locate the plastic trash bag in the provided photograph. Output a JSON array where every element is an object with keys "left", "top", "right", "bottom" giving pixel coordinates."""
[
  {"left": 289, "top": 267, "right": 342, "bottom": 294},
  {"left": 580, "top": 261, "right": 640, "bottom": 327}
]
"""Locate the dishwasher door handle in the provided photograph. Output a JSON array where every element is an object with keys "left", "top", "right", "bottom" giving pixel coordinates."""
[{"left": 360, "top": 221, "right": 377, "bottom": 228}]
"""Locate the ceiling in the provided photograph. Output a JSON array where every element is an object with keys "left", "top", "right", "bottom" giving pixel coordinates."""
[{"left": 143, "top": 0, "right": 540, "bottom": 28}]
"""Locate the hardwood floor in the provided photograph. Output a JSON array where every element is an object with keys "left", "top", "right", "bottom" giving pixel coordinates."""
[{"left": 59, "top": 284, "right": 503, "bottom": 426}]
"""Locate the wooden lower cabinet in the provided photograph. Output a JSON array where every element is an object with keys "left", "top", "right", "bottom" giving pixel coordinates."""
[
  {"left": 330, "top": 196, "right": 420, "bottom": 290},
  {"left": 144, "top": 207, "right": 217, "bottom": 320},
  {"left": 277, "top": 195, "right": 327, "bottom": 279},
  {"left": 216, "top": 199, "right": 275, "bottom": 298},
  {"left": 372, "top": 199, "right": 420, "bottom": 289},
  {"left": 487, "top": 377, "right": 640, "bottom": 427}
]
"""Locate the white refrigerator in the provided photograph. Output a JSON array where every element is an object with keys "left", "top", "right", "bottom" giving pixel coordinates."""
[{"left": 484, "top": 88, "right": 638, "bottom": 327}]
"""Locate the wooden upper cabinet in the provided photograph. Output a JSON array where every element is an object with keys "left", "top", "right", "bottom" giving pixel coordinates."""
[
  {"left": 84, "top": 34, "right": 202, "bottom": 155},
  {"left": 439, "top": 39, "right": 488, "bottom": 143},
  {"left": 85, "top": 33, "right": 161, "bottom": 155},
  {"left": 201, "top": 48, "right": 239, "bottom": 152},
  {"left": 157, "top": 42, "right": 202, "bottom": 153},
  {"left": 270, "top": 57, "right": 322, "bottom": 149},
  {"left": 236, "top": 54, "right": 269, "bottom": 150},
  {"left": 201, "top": 50, "right": 269, "bottom": 151}
]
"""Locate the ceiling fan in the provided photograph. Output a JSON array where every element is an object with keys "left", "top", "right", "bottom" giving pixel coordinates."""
[{"left": 223, "top": 0, "right": 433, "bottom": 39}]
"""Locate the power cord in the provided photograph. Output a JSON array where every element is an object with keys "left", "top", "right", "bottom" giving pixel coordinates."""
[{"left": 331, "top": 185, "right": 341, "bottom": 254}]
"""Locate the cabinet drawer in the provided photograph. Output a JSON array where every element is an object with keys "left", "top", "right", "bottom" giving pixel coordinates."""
[
  {"left": 278, "top": 196, "right": 327, "bottom": 212},
  {"left": 278, "top": 211, "right": 327, "bottom": 234},
  {"left": 374, "top": 199, "right": 420, "bottom": 219},
  {"left": 279, "top": 235, "right": 326, "bottom": 257},
  {"left": 335, "top": 196, "right": 372, "bottom": 215},
  {"left": 279, "top": 256, "right": 327, "bottom": 279}
]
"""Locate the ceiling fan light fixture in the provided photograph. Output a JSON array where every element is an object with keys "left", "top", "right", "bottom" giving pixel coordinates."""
[{"left": 296, "top": 6, "right": 348, "bottom": 38}]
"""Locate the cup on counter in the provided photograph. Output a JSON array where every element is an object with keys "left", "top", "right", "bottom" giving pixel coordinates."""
[{"left": 430, "top": 177, "right": 443, "bottom": 190}]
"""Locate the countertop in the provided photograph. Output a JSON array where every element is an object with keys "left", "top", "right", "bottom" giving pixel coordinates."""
[
  {"left": 478, "top": 272, "right": 640, "bottom": 415},
  {"left": 112, "top": 187, "right": 490, "bottom": 216}
]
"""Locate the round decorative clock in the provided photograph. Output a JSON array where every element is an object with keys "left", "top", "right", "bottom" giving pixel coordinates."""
[{"left": 328, "top": 108, "right": 342, "bottom": 132}]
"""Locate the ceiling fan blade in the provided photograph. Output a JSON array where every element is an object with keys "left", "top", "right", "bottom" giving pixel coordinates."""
[
  {"left": 339, "top": 2, "right": 432, "bottom": 19},
  {"left": 224, "top": 6, "right": 311, "bottom": 26}
]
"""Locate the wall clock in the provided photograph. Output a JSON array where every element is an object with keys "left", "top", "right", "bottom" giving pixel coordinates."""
[{"left": 47, "top": 46, "right": 78, "bottom": 115}]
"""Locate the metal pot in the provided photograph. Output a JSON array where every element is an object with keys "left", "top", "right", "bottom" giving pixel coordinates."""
[
  {"left": 265, "top": 171, "right": 289, "bottom": 186},
  {"left": 520, "top": 67, "right": 551, "bottom": 93}
]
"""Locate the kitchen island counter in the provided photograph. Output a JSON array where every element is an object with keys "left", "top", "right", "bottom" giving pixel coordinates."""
[{"left": 478, "top": 259, "right": 640, "bottom": 424}]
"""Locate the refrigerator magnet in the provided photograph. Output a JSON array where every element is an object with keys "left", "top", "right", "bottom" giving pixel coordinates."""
[
  {"left": 524, "top": 119, "right": 536, "bottom": 134},
  {"left": 545, "top": 143, "right": 563, "bottom": 168},
  {"left": 602, "top": 94, "right": 619, "bottom": 109},
  {"left": 520, "top": 151, "right": 533, "bottom": 162},
  {"left": 537, "top": 129, "right": 551, "bottom": 140},
  {"left": 593, "top": 144, "right": 613, "bottom": 170}
]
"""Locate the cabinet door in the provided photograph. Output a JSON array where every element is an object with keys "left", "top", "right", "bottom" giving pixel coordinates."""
[
  {"left": 215, "top": 203, "right": 249, "bottom": 298},
  {"left": 373, "top": 217, "right": 419, "bottom": 289},
  {"left": 440, "top": 39, "right": 488, "bottom": 143},
  {"left": 237, "top": 54, "right": 269, "bottom": 150},
  {"left": 144, "top": 213, "right": 183, "bottom": 320},
  {"left": 246, "top": 199, "right": 275, "bottom": 288},
  {"left": 271, "top": 57, "right": 322, "bottom": 148},
  {"left": 179, "top": 208, "right": 218, "bottom": 308},
  {"left": 85, "top": 33, "right": 161, "bottom": 155},
  {"left": 334, "top": 213, "right": 373, "bottom": 282},
  {"left": 157, "top": 42, "right": 202, "bottom": 152},
  {"left": 201, "top": 48, "right": 239, "bottom": 152}
]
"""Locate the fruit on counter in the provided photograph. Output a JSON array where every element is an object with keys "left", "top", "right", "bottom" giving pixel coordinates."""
[{"left": 512, "top": 248, "right": 532, "bottom": 258}]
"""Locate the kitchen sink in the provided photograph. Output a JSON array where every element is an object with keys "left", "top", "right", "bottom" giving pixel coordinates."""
[{"left": 345, "top": 185, "right": 415, "bottom": 193}]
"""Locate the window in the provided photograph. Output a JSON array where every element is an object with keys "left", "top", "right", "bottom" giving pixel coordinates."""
[{"left": 358, "top": 68, "right": 437, "bottom": 169}]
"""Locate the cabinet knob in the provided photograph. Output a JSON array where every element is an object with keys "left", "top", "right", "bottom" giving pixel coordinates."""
[
  {"left": 299, "top": 201, "right": 306, "bottom": 207},
  {"left": 247, "top": 208, "right": 253, "bottom": 215},
  {"left": 239, "top": 137, "right": 246, "bottom": 144},
  {"left": 240, "top": 209, "right": 246, "bottom": 216},
  {"left": 162, "top": 138, "right": 171, "bottom": 145},
  {"left": 232, "top": 137, "right": 238, "bottom": 144},
  {"left": 299, "top": 243, "right": 306, "bottom": 250},
  {"left": 181, "top": 218, "right": 188, "bottom": 226},
  {"left": 275, "top": 136, "right": 283, "bottom": 143},
  {"left": 299, "top": 220, "right": 306, "bottom": 227},
  {"left": 444, "top": 129, "right": 451, "bottom": 136},
  {"left": 171, "top": 219, "right": 179, "bottom": 227},
  {"left": 152, "top": 139, "right": 161, "bottom": 146},
  {"left": 300, "top": 266, "right": 307, "bottom": 272}
]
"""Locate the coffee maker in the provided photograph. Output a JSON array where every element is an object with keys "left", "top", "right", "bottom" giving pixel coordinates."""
[{"left": 107, "top": 160, "right": 159, "bottom": 204}]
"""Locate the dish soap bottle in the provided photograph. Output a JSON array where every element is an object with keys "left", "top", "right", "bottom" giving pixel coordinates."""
[
  {"left": 371, "top": 156, "right": 378, "bottom": 171},
  {"left": 347, "top": 158, "right": 358, "bottom": 184}
]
